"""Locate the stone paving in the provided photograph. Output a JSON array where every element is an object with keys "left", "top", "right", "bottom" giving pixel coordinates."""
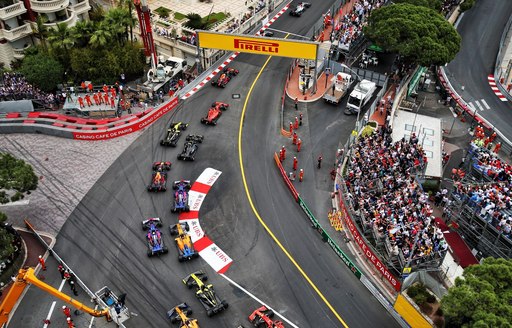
[
  {"left": 0, "top": 133, "right": 141, "bottom": 235},
  {"left": 148, "top": 0, "right": 260, "bottom": 22}
]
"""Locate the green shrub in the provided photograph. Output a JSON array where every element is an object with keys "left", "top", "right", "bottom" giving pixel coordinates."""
[
  {"left": 174, "top": 12, "right": 186, "bottom": 20},
  {"left": 155, "top": 7, "right": 171, "bottom": 18},
  {"left": 0, "top": 191, "right": 8, "bottom": 204},
  {"left": 427, "top": 294, "right": 436, "bottom": 304},
  {"left": 460, "top": 0, "right": 475, "bottom": 12},
  {"left": 10, "top": 191, "right": 24, "bottom": 202}
]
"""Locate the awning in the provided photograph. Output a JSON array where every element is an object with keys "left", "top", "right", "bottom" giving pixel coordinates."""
[
  {"left": 367, "top": 44, "right": 383, "bottom": 52},
  {"left": 407, "top": 66, "right": 427, "bottom": 97}
]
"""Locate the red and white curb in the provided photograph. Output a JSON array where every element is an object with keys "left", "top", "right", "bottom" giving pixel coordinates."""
[
  {"left": 178, "top": 168, "right": 232, "bottom": 274},
  {"left": 181, "top": 3, "right": 291, "bottom": 100},
  {"left": 488, "top": 75, "right": 508, "bottom": 102}
]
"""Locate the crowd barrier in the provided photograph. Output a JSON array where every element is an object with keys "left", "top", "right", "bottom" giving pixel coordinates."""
[
  {"left": 0, "top": 97, "right": 179, "bottom": 141},
  {"left": 272, "top": 151, "right": 362, "bottom": 279}
]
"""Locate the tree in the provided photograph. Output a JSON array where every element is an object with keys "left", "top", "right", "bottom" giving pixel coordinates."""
[
  {"left": 89, "top": 22, "right": 112, "bottom": 48},
  {"left": 0, "top": 212, "right": 14, "bottom": 260},
  {"left": 393, "top": 0, "right": 442, "bottom": 11},
  {"left": 364, "top": 3, "right": 461, "bottom": 66},
  {"left": 0, "top": 153, "right": 38, "bottom": 193},
  {"left": 72, "top": 20, "right": 94, "bottom": 48},
  {"left": 184, "top": 13, "right": 203, "bottom": 29},
  {"left": 31, "top": 15, "right": 50, "bottom": 53},
  {"left": 19, "top": 52, "right": 63, "bottom": 92},
  {"left": 441, "top": 258, "right": 512, "bottom": 328}
]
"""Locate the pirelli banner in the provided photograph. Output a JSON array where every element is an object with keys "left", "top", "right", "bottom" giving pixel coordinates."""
[{"left": 197, "top": 31, "right": 318, "bottom": 60}]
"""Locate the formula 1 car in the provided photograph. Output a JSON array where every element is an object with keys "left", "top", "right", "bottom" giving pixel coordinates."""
[
  {"left": 177, "top": 137, "right": 203, "bottom": 161},
  {"left": 152, "top": 161, "right": 172, "bottom": 171},
  {"left": 147, "top": 161, "right": 172, "bottom": 192},
  {"left": 170, "top": 222, "right": 199, "bottom": 262},
  {"left": 248, "top": 306, "right": 285, "bottom": 328},
  {"left": 142, "top": 218, "right": 168, "bottom": 257},
  {"left": 289, "top": 2, "right": 311, "bottom": 16},
  {"left": 182, "top": 271, "right": 228, "bottom": 317},
  {"left": 200, "top": 102, "right": 229, "bottom": 125},
  {"left": 211, "top": 67, "right": 239, "bottom": 88},
  {"left": 171, "top": 180, "right": 192, "bottom": 213},
  {"left": 161, "top": 122, "right": 189, "bottom": 147},
  {"left": 167, "top": 303, "right": 200, "bottom": 328}
]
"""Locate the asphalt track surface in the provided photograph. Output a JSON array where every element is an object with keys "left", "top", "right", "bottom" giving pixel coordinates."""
[
  {"left": 10, "top": 1, "right": 397, "bottom": 327},
  {"left": 445, "top": 0, "right": 512, "bottom": 138}
]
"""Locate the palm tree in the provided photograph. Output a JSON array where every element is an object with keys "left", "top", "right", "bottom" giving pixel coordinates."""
[
  {"left": 116, "top": 0, "right": 136, "bottom": 43},
  {"left": 184, "top": 13, "right": 203, "bottom": 30},
  {"left": 104, "top": 7, "right": 136, "bottom": 45},
  {"left": 47, "top": 22, "right": 75, "bottom": 53},
  {"left": 89, "top": 22, "right": 112, "bottom": 48},
  {"left": 31, "top": 15, "right": 49, "bottom": 53},
  {"left": 72, "top": 20, "right": 94, "bottom": 47}
]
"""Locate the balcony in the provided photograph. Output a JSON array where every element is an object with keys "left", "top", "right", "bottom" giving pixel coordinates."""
[
  {"left": 13, "top": 44, "right": 31, "bottom": 59},
  {"left": 68, "top": 0, "right": 89, "bottom": 15},
  {"left": 0, "top": 22, "right": 31, "bottom": 42},
  {"left": 30, "top": 0, "right": 69, "bottom": 13},
  {"left": 0, "top": 2, "right": 27, "bottom": 21},
  {"left": 44, "top": 12, "right": 77, "bottom": 27}
]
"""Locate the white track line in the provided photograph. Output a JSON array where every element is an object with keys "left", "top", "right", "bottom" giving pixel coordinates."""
[
  {"left": 43, "top": 279, "right": 66, "bottom": 328},
  {"left": 220, "top": 274, "right": 299, "bottom": 328},
  {"left": 474, "top": 99, "right": 484, "bottom": 111},
  {"left": 481, "top": 98, "right": 491, "bottom": 110}
]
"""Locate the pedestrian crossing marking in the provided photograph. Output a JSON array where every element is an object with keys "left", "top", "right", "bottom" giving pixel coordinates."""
[
  {"left": 467, "top": 99, "right": 491, "bottom": 112},
  {"left": 480, "top": 99, "right": 490, "bottom": 110}
]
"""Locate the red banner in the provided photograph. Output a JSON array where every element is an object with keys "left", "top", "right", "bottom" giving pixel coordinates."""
[
  {"left": 72, "top": 97, "right": 178, "bottom": 140},
  {"left": 339, "top": 197, "right": 401, "bottom": 291}
]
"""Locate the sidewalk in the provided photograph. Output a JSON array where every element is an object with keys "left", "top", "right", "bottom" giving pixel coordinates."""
[{"left": 285, "top": 0, "right": 358, "bottom": 103}]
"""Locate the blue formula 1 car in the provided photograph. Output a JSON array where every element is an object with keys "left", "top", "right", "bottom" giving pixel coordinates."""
[
  {"left": 171, "top": 180, "right": 192, "bottom": 213},
  {"left": 142, "top": 218, "right": 169, "bottom": 257}
]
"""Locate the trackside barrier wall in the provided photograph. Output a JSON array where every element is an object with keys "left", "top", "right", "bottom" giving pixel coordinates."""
[
  {"left": 437, "top": 67, "right": 512, "bottom": 155},
  {"left": 0, "top": 97, "right": 179, "bottom": 141},
  {"left": 273, "top": 152, "right": 362, "bottom": 279},
  {"left": 338, "top": 185, "right": 402, "bottom": 292}
]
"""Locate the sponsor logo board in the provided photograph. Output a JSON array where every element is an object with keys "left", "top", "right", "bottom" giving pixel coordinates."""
[{"left": 198, "top": 31, "right": 317, "bottom": 60}]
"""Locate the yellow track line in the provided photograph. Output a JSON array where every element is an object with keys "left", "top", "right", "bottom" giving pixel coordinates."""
[{"left": 237, "top": 38, "right": 350, "bottom": 328}]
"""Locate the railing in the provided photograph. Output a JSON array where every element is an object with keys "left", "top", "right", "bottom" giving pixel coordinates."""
[
  {"left": 0, "top": 23, "right": 31, "bottom": 41},
  {"left": 12, "top": 45, "right": 30, "bottom": 58},
  {"left": 68, "top": 0, "right": 89, "bottom": 13},
  {"left": 30, "top": 0, "right": 69, "bottom": 12},
  {"left": 44, "top": 12, "right": 77, "bottom": 27},
  {"left": 0, "top": 2, "right": 26, "bottom": 20}
]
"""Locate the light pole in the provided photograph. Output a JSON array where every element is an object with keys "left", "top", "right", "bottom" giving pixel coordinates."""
[{"left": 341, "top": 63, "right": 364, "bottom": 130}]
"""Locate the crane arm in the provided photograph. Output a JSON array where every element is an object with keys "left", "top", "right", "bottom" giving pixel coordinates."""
[{"left": 0, "top": 267, "right": 109, "bottom": 326}]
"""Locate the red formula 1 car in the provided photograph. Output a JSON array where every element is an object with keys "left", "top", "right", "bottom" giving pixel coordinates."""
[
  {"left": 211, "top": 67, "right": 239, "bottom": 88},
  {"left": 248, "top": 306, "right": 284, "bottom": 328},
  {"left": 147, "top": 161, "right": 172, "bottom": 192},
  {"left": 200, "top": 102, "right": 229, "bottom": 125}
]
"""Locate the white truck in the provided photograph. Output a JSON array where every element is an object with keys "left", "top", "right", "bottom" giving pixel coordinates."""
[
  {"left": 323, "top": 72, "right": 354, "bottom": 104},
  {"left": 344, "top": 79, "right": 377, "bottom": 115}
]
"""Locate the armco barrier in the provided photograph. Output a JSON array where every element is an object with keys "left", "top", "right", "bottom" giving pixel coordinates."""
[
  {"left": 273, "top": 151, "right": 362, "bottom": 280},
  {"left": 338, "top": 192, "right": 401, "bottom": 292},
  {"left": 273, "top": 152, "right": 299, "bottom": 201}
]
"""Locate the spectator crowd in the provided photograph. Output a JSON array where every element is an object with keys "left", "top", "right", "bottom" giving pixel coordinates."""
[
  {"left": 0, "top": 72, "right": 54, "bottom": 106},
  {"left": 344, "top": 125, "right": 449, "bottom": 263},
  {"left": 450, "top": 142, "right": 512, "bottom": 239}
]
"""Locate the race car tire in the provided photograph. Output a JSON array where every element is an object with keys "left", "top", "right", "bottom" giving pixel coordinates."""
[
  {"left": 185, "top": 205, "right": 190, "bottom": 212},
  {"left": 160, "top": 140, "right": 165, "bottom": 146},
  {"left": 162, "top": 186, "right": 167, "bottom": 191},
  {"left": 170, "top": 226, "right": 177, "bottom": 235},
  {"left": 193, "top": 252, "right": 199, "bottom": 258},
  {"left": 171, "top": 207, "right": 177, "bottom": 213},
  {"left": 170, "top": 316, "right": 178, "bottom": 324},
  {"left": 200, "top": 118, "right": 207, "bottom": 124},
  {"left": 178, "top": 255, "right": 184, "bottom": 262},
  {"left": 157, "top": 221, "right": 163, "bottom": 228},
  {"left": 265, "top": 309, "right": 274, "bottom": 318},
  {"left": 221, "top": 301, "right": 229, "bottom": 309},
  {"left": 181, "top": 124, "right": 188, "bottom": 130},
  {"left": 163, "top": 247, "right": 169, "bottom": 253},
  {"left": 142, "top": 223, "right": 148, "bottom": 231},
  {"left": 147, "top": 250, "right": 153, "bottom": 257},
  {"left": 186, "top": 281, "right": 194, "bottom": 289},
  {"left": 206, "top": 309, "right": 214, "bottom": 317},
  {"left": 173, "top": 183, "right": 179, "bottom": 190},
  {"left": 147, "top": 186, "right": 152, "bottom": 192},
  {"left": 177, "top": 155, "right": 183, "bottom": 160}
]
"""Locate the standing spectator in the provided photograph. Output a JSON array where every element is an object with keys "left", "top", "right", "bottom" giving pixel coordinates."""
[
  {"left": 317, "top": 155, "right": 323, "bottom": 168},
  {"left": 38, "top": 255, "right": 46, "bottom": 271}
]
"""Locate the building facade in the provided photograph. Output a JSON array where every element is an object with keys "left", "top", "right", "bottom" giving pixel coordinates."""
[{"left": 0, "top": 0, "right": 90, "bottom": 68}]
